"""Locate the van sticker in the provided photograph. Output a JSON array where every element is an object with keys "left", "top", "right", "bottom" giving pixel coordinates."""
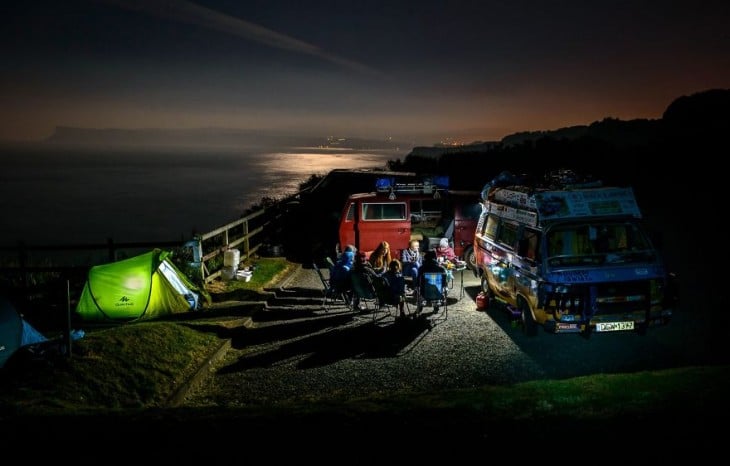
[
  {"left": 536, "top": 188, "right": 641, "bottom": 220},
  {"left": 553, "top": 270, "right": 591, "bottom": 282},
  {"left": 488, "top": 202, "right": 538, "bottom": 226}
]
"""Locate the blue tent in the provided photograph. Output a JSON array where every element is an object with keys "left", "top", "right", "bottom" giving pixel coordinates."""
[{"left": 0, "top": 297, "right": 48, "bottom": 369}]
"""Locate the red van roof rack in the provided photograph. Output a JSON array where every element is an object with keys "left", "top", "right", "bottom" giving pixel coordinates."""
[{"left": 375, "top": 176, "right": 450, "bottom": 196}]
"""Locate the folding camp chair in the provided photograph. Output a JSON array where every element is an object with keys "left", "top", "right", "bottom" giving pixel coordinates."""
[
  {"left": 313, "top": 262, "right": 350, "bottom": 310},
  {"left": 376, "top": 273, "right": 411, "bottom": 321},
  {"left": 350, "top": 272, "right": 381, "bottom": 319},
  {"left": 415, "top": 271, "right": 448, "bottom": 320}
]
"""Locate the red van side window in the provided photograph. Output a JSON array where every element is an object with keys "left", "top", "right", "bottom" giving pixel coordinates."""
[{"left": 362, "top": 203, "right": 407, "bottom": 221}]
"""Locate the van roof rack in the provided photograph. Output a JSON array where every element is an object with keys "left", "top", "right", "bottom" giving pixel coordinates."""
[
  {"left": 481, "top": 169, "right": 602, "bottom": 201},
  {"left": 375, "top": 175, "right": 450, "bottom": 194},
  {"left": 543, "top": 169, "right": 602, "bottom": 190}
]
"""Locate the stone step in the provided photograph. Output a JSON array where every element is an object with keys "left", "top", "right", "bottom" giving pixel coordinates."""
[
  {"left": 267, "top": 295, "right": 325, "bottom": 306},
  {"left": 266, "top": 287, "right": 325, "bottom": 299},
  {"left": 254, "top": 304, "right": 352, "bottom": 322}
]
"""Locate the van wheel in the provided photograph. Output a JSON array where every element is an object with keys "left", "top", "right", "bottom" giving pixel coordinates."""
[
  {"left": 520, "top": 301, "right": 538, "bottom": 337},
  {"left": 464, "top": 246, "right": 477, "bottom": 272},
  {"left": 481, "top": 275, "right": 496, "bottom": 301},
  {"left": 480, "top": 276, "right": 492, "bottom": 296}
]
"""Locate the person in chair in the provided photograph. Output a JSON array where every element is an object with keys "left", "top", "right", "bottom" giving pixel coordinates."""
[
  {"left": 383, "top": 259, "right": 407, "bottom": 319},
  {"left": 351, "top": 251, "right": 382, "bottom": 310},
  {"left": 330, "top": 250, "right": 354, "bottom": 293},
  {"left": 415, "top": 250, "right": 448, "bottom": 315},
  {"left": 418, "top": 250, "right": 447, "bottom": 279},
  {"left": 369, "top": 241, "right": 392, "bottom": 274},
  {"left": 435, "top": 237, "right": 456, "bottom": 261},
  {"left": 401, "top": 239, "right": 422, "bottom": 284}
]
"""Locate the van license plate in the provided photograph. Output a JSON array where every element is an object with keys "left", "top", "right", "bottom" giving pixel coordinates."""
[{"left": 596, "top": 321, "right": 634, "bottom": 332}]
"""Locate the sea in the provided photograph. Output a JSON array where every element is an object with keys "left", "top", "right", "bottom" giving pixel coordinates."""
[{"left": 0, "top": 144, "right": 404, "bottom": 246}]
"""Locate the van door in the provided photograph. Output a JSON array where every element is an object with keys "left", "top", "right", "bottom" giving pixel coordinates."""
[
  {"left": 355, "top": 201, "right": 410, "bottom": 253},
  {"left": 492, "top": 220, "right": 519, "bottom": 298},
  {"left": 453, "top": 200, "right": 481, "bottom": 265}
]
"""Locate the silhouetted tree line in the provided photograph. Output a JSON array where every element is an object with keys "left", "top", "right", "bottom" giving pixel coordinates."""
[{"left": 396, "top": 89, "right": 727, "bottom": 191}]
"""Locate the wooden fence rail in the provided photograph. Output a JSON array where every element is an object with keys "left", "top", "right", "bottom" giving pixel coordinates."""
[
  {"left": 192, "top": 207, "right": 267, "bottom": 284},
  {"left": 0, "top": 188, "right": 307, "bottom": 296}
]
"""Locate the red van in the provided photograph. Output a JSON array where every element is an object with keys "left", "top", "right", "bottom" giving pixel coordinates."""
[
  {"left": 337, "top": 177, "right": 480, "bottom": 270},
  {"left": 450, "top": 190, "right": 482, "bottom": 269}
]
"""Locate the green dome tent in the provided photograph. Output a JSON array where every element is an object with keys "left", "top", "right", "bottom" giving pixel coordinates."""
[{"left": 75, "top": 249, "right": 201, "bottom": 321}]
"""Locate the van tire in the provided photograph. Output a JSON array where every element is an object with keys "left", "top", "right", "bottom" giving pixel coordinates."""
[
  {"left": 464, "top": 246, "right": 477, "bottom": 272},
  {"left": 480, "top": 276, "right": 493, "bottom": 297},
  {"left": 520, "top": 301, "right": 538, "bottom": 337}
]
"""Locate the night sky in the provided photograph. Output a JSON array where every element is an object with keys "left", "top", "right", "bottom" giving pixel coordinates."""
[{"left": 1, "top": 0, "right": 728, "bottom": 145}]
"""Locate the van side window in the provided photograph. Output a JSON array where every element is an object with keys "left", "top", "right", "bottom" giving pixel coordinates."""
[
  {"left": 410, "top": 200, "right": 426, "bottom": 223},
  {"left": 346, "top": 202, "right": 355, "bottom": 221},
  {"left": 362, "top": 202, "right": 407, "bottom": 221},
  {"left": 521, "top": 228, "right": 540, "bottom": 261},
  {"left": 484, "top": 215, "right": 499, "bottom": 239},
  {"left": 497, "top": 221, "right": 519, "bottom": 249},
  {"left": 410, "top": 199, "right": 442, "bottom": 225},
  {"left": 422, "top": 199, "right": 441, "bottom": 218}
]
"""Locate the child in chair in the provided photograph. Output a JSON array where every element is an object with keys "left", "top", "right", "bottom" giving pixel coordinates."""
[{"left": 383, "top": 259, "right": 407, "bottom": 319}]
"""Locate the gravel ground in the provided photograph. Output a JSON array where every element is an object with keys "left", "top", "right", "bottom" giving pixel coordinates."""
[
  {"left": 183, "top": 265, "right": 727, "bottom": 408},
  {"left": 4, "top": 265, "right": 723, "bottom": 462}
]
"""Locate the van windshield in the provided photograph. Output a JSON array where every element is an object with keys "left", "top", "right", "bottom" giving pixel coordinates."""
[{"left": 546, "top": 221, "right": 656, "bottom": 267}]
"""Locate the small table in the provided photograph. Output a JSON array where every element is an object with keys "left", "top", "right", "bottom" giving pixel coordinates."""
[
  {"left": 454, "top": 265, "right": 467, "bottom": 299},
  {"left": 445, "top": 264, "right": 467, "bottom": 300}
]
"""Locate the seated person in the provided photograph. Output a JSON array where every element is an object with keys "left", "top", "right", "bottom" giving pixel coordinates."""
[
  {"left": 383, "top": 259, "right": 407, "bottom": 318},
  {"left": 435, "top": 237, "right": 457, "bottom": 262},
  {"left": 351, "top": 251, "right": 382, "bottom": 310},
  {"left": 330, "top": 250, "right": 354, "bottom": 292},
  {"left": 400, "top": 239, "right": 422, "bottom": 284},
  {"left": 417, "top": 250, "right": 448, "bottom": 295},
  {"left": 368, "top": 241, "right": 392, "bottom": 275}
]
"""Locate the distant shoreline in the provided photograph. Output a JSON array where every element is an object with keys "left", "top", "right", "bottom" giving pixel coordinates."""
[{"left": 23, "top": 126, "right": 412, "bottom": 151}]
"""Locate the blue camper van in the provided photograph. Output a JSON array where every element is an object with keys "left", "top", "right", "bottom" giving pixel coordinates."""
[{"left": 474, "top": 171, "right": 674, "bottom": 336}]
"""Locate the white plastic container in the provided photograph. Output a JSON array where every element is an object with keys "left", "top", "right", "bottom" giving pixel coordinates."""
[
  {"left": 221, "top": 265, "right": 237, "bottom": 281},
  {"left": 223, "top": 249, "right": 240, "bottom": 268}
]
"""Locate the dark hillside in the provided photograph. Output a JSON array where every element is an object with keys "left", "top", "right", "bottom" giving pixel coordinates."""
[
  {"left": 663, "top": 88, "right": 730, "bottom": 132},
  {"left": 399, "top": 88, "right": 729, "bottom": 192}
]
